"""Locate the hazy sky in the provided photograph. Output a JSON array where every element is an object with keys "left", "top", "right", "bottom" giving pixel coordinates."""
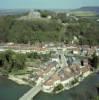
[{"left": 1, "top": 0, "right": 99, "bottom": 9}]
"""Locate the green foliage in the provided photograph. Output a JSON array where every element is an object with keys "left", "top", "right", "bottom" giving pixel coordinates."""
[
  {"left": 53, "top": 84, "right": 64, "bottom": 92},
  {"left": 0, "top": 15, "right": 99, "bottom": 45},
  {"left": 57, "top": 13, "right": 67, "bottom": 23},
  {"left": 40, "top": 10, "right": 51, "bottom": 18},
  {"left": 70, "top": 78, "right": 79, "bottom": 85},
  {"left": 0, "top": 16, "right": 62, "bottom": 43},
  {"left": 0, "top": 50, "right": 26, "bottom": 73},
  {"left": 94, "top": 96, "right": 99, "bottom": 100},
  {"left": 26, "top": 52, "right": 51, "bottom": 62},
  {"left": 88, "top": 53, "right": 99, "bottom": 69}
]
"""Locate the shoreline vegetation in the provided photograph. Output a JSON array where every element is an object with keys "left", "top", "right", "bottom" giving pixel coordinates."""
[
  {"left": 7, "top": 71, "right": 91, "bottom": 94},
  {"left": 52, "top": 71, "right": 91, "bottom": 94},
  {"left": 52, "top": 66, "right": 99, "bottom": 94}
]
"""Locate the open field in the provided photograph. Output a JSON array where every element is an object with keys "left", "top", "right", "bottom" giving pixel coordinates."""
[{"left": 70, "top": 11, "right": 96, "bottom": 17}]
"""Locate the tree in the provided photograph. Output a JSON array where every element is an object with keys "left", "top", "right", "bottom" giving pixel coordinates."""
[
  {"left": 12, "top": 53, "right": 26, "bottom": 69},
  {"left": 89, "top": 53, "right": 99, "bottom": 69},
  {"left": 81, "top": 60, "right": 84, "bottom": 66},
  {"left": 0, "top": 50, "right": 26, "bottom": 73},
  {"left": 53, "top": 84, "right": 64, "bottom": 92},
  {"left": 94, "top": 96, "right": 99, "bottom": 100}
]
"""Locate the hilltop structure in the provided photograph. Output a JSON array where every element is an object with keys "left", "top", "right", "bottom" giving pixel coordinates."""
[{"left": 18, "top": 10, "right": 41, "bottom": 20}]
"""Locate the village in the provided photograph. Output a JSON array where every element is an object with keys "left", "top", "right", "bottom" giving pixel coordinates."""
[{"left": 0, "top": 42, "right": 99, "bottom": 93}]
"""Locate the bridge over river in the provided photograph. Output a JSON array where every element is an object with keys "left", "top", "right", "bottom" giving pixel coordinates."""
[{"left": 19, "top": 84, "right": 42, "bottom": 100}]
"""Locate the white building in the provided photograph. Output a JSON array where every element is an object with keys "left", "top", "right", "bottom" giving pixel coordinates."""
[{"left": 28, "top": 10, "right": 41, "bottom": 19}]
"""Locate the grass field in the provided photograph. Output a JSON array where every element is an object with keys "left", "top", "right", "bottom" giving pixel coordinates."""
[{"left": 70, "top": 11, "right": 96, "bottom": 17}]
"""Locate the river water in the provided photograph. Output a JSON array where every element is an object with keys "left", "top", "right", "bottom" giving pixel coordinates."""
[
  {"left": 34, "top": 73, "right": 99, "bottom": 100},
  {"left": 0, "top": 76, "right": 31, "bottom": 100},
  {"left": 0, "top": 73, "right": 99, "bottom": 100}
]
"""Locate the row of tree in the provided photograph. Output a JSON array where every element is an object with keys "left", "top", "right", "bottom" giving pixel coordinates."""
[{"left": 26, "top": 52, "right": 51, "bottom": 62}]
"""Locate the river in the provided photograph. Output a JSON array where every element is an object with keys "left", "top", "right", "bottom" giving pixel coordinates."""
[
  {"left": 0, "top": 73, "right": 99, "bottom": 100},
  {"left": 0, "top": 76, "right": 31, "bottom": 100},
  {"left": 34, "top": 73, "right": 99, "bottom": 100}
]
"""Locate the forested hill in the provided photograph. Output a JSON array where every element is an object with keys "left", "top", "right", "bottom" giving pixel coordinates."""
[
  {"left": 0, "top": 14, "right": 99, "bottom": 45},
  {"left": 0, "top": 16, "right": 62, "bottom": 43}
]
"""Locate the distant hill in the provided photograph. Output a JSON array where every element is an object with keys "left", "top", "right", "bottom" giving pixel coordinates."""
[
  {"left": 75, "top": 6, "right": 99, "bottom": 13},
  {"left": 0, "top": 7, "right": 99, "bottom": 16},
  {"left": 0, "top": 9, "right": 29, "bottom": 16}
]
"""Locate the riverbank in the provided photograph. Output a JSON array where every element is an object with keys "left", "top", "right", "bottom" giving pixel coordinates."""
[
  {"left": 8, "top": 75, "right": 28, "bottom": 85},
  {"left": 42, "top": 71, "right": 92, "bottom": 94},
  {"left": 57, "top": 71, "right": 92, "bottom": 94},
  {"left": 34, "top": 72, "right": 99, "bottom": 100},
  {"left": 0, "top": 71, "right": 98, "bottom": 100}
]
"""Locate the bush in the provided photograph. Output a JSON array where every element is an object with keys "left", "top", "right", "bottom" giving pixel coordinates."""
[
  {"left": 53, "top": 84, "right": 64, "bottom": 92},
  {"left": 0, "top": 50, "right": 26, "bottom": 73}
]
